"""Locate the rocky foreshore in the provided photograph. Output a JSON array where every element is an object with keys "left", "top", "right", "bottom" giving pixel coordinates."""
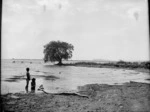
[{"left": 1, "top": 81, "right": 150, "bottom": 112}]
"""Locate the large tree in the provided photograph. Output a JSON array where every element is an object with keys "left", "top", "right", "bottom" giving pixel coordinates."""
[{"left": 43, "top": 41, "right": 74, "bottom": 65}]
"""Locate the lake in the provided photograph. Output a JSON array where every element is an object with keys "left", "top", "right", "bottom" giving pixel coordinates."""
[{"left": 1, "top": 59, "right": 149, "bottom": 94}]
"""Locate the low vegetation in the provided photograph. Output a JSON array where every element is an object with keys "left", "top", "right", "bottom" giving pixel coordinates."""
[{"left": 65, "top": 60, "right": 150, "bottom": 70}]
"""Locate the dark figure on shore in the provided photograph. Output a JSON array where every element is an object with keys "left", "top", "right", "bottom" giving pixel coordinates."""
[
  {"left": 31, "top": 78, "right": 36, "bottom": 93},
  {"left": 25, "top": 85, "right": 29, "bottom": 93},
  {"left": 25, "top": 68, "right": 31, "bottom": 89}
]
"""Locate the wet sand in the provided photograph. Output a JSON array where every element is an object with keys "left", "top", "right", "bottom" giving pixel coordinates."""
[{"left": 1, "top": 81, "right": 150, "bottom": 112}]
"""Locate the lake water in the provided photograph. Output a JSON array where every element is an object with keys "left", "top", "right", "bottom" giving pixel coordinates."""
[{"left": 1, "top": 59, "right": 150, "bottom": 94}]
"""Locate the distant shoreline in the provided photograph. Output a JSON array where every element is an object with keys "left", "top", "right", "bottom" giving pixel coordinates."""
[
  {"left": 3, "top": 59, "right": 149, "bottom": 72},
  {"left": 63, "top": 61, "right": 150, "bottom": 73},
  {"left": 2, "top": 58, "right": 150, "bottom": 62}
]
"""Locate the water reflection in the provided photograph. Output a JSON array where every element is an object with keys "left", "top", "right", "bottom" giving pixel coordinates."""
[
  {"left": 2, "top": 64, "right": 150, "bottom": 94},
  {"left": 4, "top": 75, "right": 26, "bottom": 82},
  {"left": 4, "top": 75, "right": 59, "bottom": 82}
]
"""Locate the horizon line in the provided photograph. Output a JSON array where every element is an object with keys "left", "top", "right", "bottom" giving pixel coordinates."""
[{"left": 1, "top": 58, "right": 150, "bottom": 62}]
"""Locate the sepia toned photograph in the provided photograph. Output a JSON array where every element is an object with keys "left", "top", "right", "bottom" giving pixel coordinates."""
[{"left": 1, "top": 0, "right": 150, "bottom": 112}]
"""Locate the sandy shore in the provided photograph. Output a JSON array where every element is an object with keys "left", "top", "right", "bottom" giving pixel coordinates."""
[{"left": 1, "top": 81, "right": 150, "bottom": 112}]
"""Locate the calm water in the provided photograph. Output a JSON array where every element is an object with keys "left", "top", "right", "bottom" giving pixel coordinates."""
[{"left": 1, "top": 59, "right": 150, "bottom": 94}]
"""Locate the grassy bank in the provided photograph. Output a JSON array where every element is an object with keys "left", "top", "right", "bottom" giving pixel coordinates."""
[
  {"left": 1, "top": 81, "right": 150, "bottom": 112},
  {"left": 64, "top": 60, "right": 150, "bottom": 72}
]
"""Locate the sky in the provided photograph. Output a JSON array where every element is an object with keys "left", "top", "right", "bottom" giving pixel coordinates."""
[{"left": 2, "top": 0, "right": 149, "bottom": 61}]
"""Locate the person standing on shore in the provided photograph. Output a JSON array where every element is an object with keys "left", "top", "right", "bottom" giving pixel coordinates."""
[{"left": 25, "top": 68, "right": 31, "bottom": 92}]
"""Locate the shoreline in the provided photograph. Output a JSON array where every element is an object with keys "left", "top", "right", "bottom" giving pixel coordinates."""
[
  {"left": 63, "top": 61, "right": 150, "bottom": 73},
  {"left": 1, "top": 81, "right": 150, "bottom": 112},
  {"left": 1, "top": 60, "right": 150, "bottom": 111}
]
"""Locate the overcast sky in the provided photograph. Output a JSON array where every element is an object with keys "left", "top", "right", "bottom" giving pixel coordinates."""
[{"left": 2, "top": 0, "right": 149, "bottom": 61}]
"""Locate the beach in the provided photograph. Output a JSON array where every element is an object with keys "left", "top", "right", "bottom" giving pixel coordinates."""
[
  {"left": 2, "top": 60, "right": 149, "bottom": 94},
  {"left": 1, "top": 81, "right": 150, "bottom": 112},
  {"left": 1, "top": 60, "right": 150, "bottom": 112}
]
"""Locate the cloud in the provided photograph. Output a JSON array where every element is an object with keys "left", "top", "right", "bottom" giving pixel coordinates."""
[
  {"left": 3, "top": 0, "right": 22, "bottom": 13},
  {"left": 106, "top": 7, "right": 141, "bottom": 21},
  {"left": 3, "top": 0, "right": 147, "bottom": 15},
  {"left": 75, "top": 0, "right": 100, "bottom": 13},
  {"left": 126, "top": 8, "right": 141, "bottom": 20},
  {"left": 3, "top": 0, "right": 71, "bottom": 14},
  {"left": 35, "top": 0, "right": 70, "bottom": 12},
  {"left": 3, "top": 0, "right": 38, "bottom": 14},
  {"left": 2, "top": 0, "right": 149, "bottom": 60},
  {"left": 101, "top": 0, "right": 147, "bottom": 21}
]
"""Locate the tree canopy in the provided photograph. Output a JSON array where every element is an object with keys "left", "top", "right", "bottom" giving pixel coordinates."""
[{"left": 43, "top": 41, "right": 74, "bottom": 65}]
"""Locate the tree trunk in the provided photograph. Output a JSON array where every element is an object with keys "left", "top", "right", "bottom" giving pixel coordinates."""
[{"left": 57, "top": 59, "right": 63, "bottom": 65}]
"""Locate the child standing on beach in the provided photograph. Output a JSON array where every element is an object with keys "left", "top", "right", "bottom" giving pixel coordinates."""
[
  {"left": 31, "top": 78, "right": 36, "bottom": 93},
  {"left": 26, "top": 68, "right": 31, "bottom": 87}
]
